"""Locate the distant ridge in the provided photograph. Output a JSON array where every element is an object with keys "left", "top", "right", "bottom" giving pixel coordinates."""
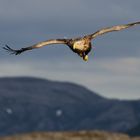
[
  {"left": 0, "top": 77, "right": 140, "bottom": 136},
  {"left": 127, "top": 123, "right": 140, "bottom": 136}
]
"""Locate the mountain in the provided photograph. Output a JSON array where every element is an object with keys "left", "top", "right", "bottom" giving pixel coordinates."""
[
  {"left": 127, "top": 123, "right": 140, "bottom": 136},
  {"left": 0, "top": 77, "right": 140, "bottom": 136}
]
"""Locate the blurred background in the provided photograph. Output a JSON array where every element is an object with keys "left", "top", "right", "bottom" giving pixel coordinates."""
[{"left": 0, "top": 0, "right": 140, "bottom": 99}]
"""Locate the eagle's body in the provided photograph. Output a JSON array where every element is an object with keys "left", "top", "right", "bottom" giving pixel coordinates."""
[
  {"left": 3, "top": 21, "right": 140, "bottom": 61},
  {"left": 66, "top": 37, "right": 92, "bottom": 61}
]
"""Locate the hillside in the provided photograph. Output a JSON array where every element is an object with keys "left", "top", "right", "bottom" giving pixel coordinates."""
[
  {"left": 127, "top": 123, "right": 140, "bottom": 136},
  {"left": 0, "top": 131, "right": 140, "bottom": 140},
  {"left": 0, "top": 77, "right": 140, "bottom": 136}
]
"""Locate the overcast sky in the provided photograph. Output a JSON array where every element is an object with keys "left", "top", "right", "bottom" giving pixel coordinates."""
[{"left": 0, "top": 0, "right": 140, "bottom": 99}]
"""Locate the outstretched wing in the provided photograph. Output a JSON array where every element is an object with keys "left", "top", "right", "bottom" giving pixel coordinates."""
[
  {"left": 88, "top": 21, "right": 140, "bottom": 39},
  {"left": 3, "top": 39, "right": 68, "bottom": 55}
]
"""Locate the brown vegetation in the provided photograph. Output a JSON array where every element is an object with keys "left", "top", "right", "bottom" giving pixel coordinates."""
[{"left": 0, "top": 131, "right": 140, "bottom": 140}]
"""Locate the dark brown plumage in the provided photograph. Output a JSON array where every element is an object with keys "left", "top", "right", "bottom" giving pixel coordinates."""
[{"left": 3, "top": 21, "right": 140, "bottom": 61}]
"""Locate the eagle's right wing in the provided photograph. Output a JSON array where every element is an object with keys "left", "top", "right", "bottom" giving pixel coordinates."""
[{"left": 3, "top": 39, "right": 68, "bottom": 55}]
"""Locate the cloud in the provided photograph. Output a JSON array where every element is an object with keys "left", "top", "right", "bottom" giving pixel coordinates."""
[
  {"left": 0, "top": 57, "right": 140, "bottom": 99},
  {"left": 98, "top": 57, "right": 140, "bottom": 75}
]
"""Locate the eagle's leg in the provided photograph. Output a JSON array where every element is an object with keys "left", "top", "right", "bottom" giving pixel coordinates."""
[
  {"left": 79, "top": 53, "right": 83, "bottom": 57},
  {"left": 78, "top": 52, "right": 88, "bottom": 61},
  {"left": 83, "top": 54, "right": 88, "bottom": 61}
]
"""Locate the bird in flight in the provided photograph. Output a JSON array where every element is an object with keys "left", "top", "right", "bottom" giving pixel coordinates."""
[{"left": 3, "top": 21, "right": 140, "bottom": 61}]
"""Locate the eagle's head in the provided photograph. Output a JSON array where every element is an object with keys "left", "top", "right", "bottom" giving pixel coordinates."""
[{"left": 72, "top": 38, "right": 92, "bottom": 61}]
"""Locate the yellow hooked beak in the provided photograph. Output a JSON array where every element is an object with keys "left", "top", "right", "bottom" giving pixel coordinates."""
[{"left": 83, "top": 55, "right": 88, "bottom": 61}]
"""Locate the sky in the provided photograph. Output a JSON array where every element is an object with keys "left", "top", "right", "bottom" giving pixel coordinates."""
[{"left": 0, "top": 0, "right": 140, "bottom": 99}]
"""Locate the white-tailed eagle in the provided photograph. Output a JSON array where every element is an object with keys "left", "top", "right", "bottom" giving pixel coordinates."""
[{"left": 3, "top": 21, "right": 140, "bottom": 61}]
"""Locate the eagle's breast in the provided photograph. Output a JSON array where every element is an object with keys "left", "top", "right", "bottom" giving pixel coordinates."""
[{"left": 73, "top": 39, "right": 89, "bottom": 51}]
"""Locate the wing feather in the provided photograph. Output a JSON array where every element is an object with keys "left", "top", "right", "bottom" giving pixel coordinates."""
[
  {"left": 89, "top": 21, "right": 140, "bottom": 39},
  {"left": 3, "top": 39, "right": 68, "bottom": 55}
]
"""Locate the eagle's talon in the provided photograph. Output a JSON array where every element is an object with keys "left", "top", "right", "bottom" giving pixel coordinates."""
[{"left": 83, "top": 55, "right": 88, "bottom": 61}]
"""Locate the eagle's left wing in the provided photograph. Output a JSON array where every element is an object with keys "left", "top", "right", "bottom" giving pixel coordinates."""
[{"left": 88, "top": 21, "right": 140, "bottom": 39}]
